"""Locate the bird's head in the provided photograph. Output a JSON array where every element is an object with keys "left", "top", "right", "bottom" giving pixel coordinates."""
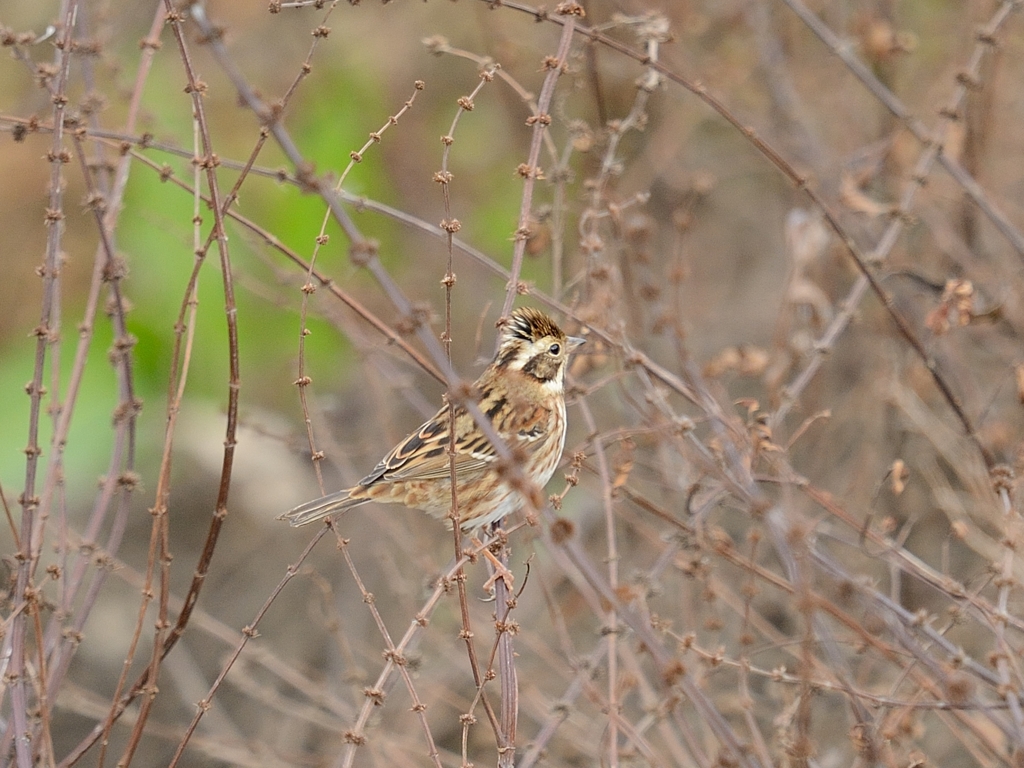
[{"left": 494, "top": 307, "right": 585, "bottom": 385}]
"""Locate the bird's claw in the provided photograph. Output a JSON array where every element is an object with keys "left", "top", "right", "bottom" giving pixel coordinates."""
[{"left": 482, "top": 560, "right": 515, "bottom": 594}]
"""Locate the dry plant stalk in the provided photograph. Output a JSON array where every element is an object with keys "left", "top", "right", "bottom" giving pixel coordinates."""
[{"left": 1, "top": 1, "right": 1024, "bottom": 767}]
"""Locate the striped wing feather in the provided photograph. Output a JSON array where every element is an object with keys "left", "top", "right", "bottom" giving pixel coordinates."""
[
  {"left": 363, "top": 390, "right": 551, "bottom": 485},
  {"left": 361, "top": 406, "right": 492, "bottom": 484}
]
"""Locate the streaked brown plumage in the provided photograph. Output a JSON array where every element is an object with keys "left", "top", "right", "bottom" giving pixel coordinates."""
[{"left": 280, "top": 307, "right": 584, "bottom": 531}]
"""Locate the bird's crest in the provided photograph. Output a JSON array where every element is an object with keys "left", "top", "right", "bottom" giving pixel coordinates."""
[{"left": 505, "top": 307, "right": 564, "bottom": 343}]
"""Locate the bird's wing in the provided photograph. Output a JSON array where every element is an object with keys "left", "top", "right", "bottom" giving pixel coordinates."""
[
  {"left": 359, "top": 390, "right": 553, "bottom": 486},
  {"left": 357, "top": 406, "right": 494, "bottom": 485}
]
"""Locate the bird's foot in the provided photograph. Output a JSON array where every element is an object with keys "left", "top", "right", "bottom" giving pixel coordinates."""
[{"left": 471, "top": 535, "right": 515, "bottom": 594}]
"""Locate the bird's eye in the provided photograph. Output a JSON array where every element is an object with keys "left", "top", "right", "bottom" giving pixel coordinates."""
[{"left": 548, "top": 343, "right": 561, "bottom": 356}]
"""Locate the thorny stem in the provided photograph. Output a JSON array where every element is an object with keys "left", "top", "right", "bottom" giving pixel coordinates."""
[
  {"left": 424, "top": 39, "right": 572, "bottom": 295},
  {"left": 577, "top": 399, "right": 621, "bottom": 766},
  {"left": 114, "top": 2, "right": 215, "bottom": 760},
  {"left": 993, "top": 487, "right": 1024, "bottom": 740},
  {"left": 5, "top": 3, "right": 78, "bottom": 765},
  {"left": 572, "top": 19, "right": 669, "bottom": 764},
  {"left": 58, "top": 2, "right": 248, "bottom": 763},
  {"left": 498, "top": 10, "right": 576, "bottom": 324},
  {"left": 4, "top": 1, "right": 1019, "bottom": 765},
  {"left": 538, "top": 504, "right": 763, "bottom": 768},
  {"left": 0, "top": 2, "right": 166, "bottom": 762},
  {"left": 772, "top": 0, "right": 1022, "bottom": 429},
  {"left": 338, "top": 538, "right": 444, "bottom": 768},
  {"left": 66, "top": 125, "right": 145, "bottom": 768},
  {"left": 113, "top": 127, "right": 518, "bottom": 759},
  {"left": 37, "top": 7, "right": 164, "bottom": 754},
  {"left": 625, "top": 478, "right": 1011, "bottom": 703},
  {"left": 190, "top": 0, "right": 549, "bottom": 531},
  {"left": 435, "top": 63, "right": 508, "bottom": 760},
  {"left": 493, "top": 572, "right": 518, "bottom": 768},
  {"left": 167, "top": 527, "right": 332, "bottom": 767},
  {"left": 338, "top": 532, "right": 520, "bottom": 768},
  {"left": 296, "top": 82, "right": 424, "bottom": 497},
  {"left": 81, "top": 131, "right": 446, "bottom": 381},
  {"left": 492, "top": 0, "right": 1004, "bottom": 474},
  {"left": 46, "top": 115, "right": 1002, "bottom": 501}
]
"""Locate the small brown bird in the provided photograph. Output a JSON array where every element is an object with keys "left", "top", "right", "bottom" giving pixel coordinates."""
[{"left": 281, "top": 307, "right": 584, "bottom": 532}]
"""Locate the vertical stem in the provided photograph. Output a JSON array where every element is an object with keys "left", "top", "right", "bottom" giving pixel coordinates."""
[
  {"left": 6, "top": 3, "right": 77, "bottom": 764},
  {"left": 499, "top": 13, "right": 576, "bottom": 321},
  {"left": 436, "top": 66, "right": 511, "bottom": 761},
  {"left": 495, "top": 550, "right": 518, "bottom": 768}
]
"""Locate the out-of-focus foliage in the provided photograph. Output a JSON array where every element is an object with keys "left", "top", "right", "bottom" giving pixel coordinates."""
[{"left": 2, "top": 1, "right": 1024, "bottom": 766}]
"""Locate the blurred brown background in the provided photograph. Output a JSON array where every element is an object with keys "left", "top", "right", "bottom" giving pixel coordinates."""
[{"left": 2, "top": 1, "right": 1024, "bottom": 766}]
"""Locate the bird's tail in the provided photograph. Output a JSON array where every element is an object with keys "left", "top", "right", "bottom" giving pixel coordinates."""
[{"left": 278, "top": 489, "right": 369, "bottom": 527}]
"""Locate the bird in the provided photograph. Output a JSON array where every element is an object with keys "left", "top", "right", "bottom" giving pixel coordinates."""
[{"left": 280, "top": 307, "right": 584, "bottom": 535}]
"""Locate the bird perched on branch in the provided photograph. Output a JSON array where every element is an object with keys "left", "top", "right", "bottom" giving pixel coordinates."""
[{"left": 281, "top": 307, "right": 584, "bottom": 534}]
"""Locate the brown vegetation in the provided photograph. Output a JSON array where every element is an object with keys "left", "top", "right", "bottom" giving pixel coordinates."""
[{"left": 1, "top": 1, "right": 1024, "bottom": 766}]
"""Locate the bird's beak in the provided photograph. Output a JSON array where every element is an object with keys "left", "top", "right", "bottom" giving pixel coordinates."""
[{"left": 567, "top": 335, "right": 586, "bottom": 351}]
